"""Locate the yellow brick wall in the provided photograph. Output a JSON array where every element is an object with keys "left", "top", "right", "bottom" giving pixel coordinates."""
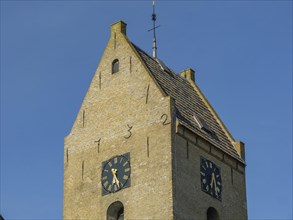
[
  {"left": 63, "top": 21, "right": 247, "bottom": 220},
  {"left": 173, "top": 126, "right": 248, "bottom": 219},
  {"left": 63, "top": 21, "right": 173, "bottom": 219}
]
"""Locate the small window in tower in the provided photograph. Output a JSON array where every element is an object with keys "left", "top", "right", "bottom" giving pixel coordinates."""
[
  {"left": 207, "top": 207, "right": 220, "bottom": 220},
  {"left": 112, "top": 59, "right": 119, "bottom": 74}
]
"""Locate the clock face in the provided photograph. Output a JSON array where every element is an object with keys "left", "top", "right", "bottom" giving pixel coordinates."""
[
  {"left": 101, "top": 153, "right": 131, "bottom": 195},
  {"left": 200, "top": 157, "right": 222, "bottom": 201}
]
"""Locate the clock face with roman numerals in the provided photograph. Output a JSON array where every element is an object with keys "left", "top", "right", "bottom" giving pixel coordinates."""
[
  {"left": 200, "top": 157, "right": 222, "bottom": 201},
  {"left": 101, "top": 153, "right": 131, "bottom": 196}
]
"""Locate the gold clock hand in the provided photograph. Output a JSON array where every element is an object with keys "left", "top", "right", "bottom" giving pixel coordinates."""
[
  {"left": 211, "top": 173, "right": 218, "bottom": 196},
  {"left": 210, "top": 173, "right": 214, "bottom": 188},
  {"left": 111, "top": 168, "right": 120, "bottom": 187},
  {"left": 210, "top": 173, "right": 216, "bottom": 189},
  {"left": 114, "top": 175, "right": 120, "bottom": 187},
  {"left": 111, "top": 168, "right": 116, "bottom": 184}
]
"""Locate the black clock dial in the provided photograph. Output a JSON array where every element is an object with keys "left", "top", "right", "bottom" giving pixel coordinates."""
[
  {"left": 200, "top": 157, "right": 222, "bottom": 201},
  {"left": 101, "top": 153, "right": 131, "bottom": 195}
]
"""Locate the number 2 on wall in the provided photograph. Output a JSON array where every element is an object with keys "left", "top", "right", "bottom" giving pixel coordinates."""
[{"left": 160, "top": 114, "right": 171, "bottom": 125}]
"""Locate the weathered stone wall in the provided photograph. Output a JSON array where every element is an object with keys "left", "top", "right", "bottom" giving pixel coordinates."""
[
  {"left": 173, "top": 125, "right": 248, "bottom": 219},
  {"left": 63, "top": 21, "right": 173, "bottom": 219}
]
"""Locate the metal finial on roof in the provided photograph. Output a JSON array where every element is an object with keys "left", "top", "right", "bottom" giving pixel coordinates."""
[{"left": 148, "top": 0, "right": 160, "bottom": 58}]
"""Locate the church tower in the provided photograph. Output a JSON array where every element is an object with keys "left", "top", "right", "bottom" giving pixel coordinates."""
[{"left": 63, "top": 21, "right": 248, "bottom": 219}]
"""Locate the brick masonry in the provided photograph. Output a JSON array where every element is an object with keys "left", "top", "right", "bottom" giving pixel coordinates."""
[
  {"left": 64, "top": 21, "right": 173, "bottom": 219},
  {"left": 63, "top": 21, "right": 247, "bottom": 219},
  {"left": 174, "top": 125, "right": 247, "bottom": 219}
]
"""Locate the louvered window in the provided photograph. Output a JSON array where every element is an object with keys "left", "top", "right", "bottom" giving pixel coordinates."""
[{"left": 193, "top": 114, "right": 211, "bottom": 133}]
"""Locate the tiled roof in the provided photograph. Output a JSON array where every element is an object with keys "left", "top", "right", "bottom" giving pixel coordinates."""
[{"left": 132, "top": 43, "right": 244, "bottom": 163}]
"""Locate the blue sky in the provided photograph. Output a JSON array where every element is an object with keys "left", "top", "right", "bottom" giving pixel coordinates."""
[{"left": 1, "top": 1, "right": 292, "bottom": 219}]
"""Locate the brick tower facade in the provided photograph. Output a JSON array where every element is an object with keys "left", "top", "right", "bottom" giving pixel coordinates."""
[{"left": 63, "top": 21, "right": 248, "bottom": 219}]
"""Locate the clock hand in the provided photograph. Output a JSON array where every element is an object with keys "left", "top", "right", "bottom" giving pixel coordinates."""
[
  {"left": 114, "top": 175, "right": 120, "bottom": 186},
  {"left": 111, "top": 168, "right": 116, "bottom": 184},
  {"left": 111, "top": 168, "right": 120, "bottom": 187},
  {"left": 210, "top": 173, "right": 216, "bottom": 189},
  {"left": 210, "top": 173, "right": 213, "bottom": 188},
  {"left": 211, "top": 173, "right": 219, "bottom": 196}
]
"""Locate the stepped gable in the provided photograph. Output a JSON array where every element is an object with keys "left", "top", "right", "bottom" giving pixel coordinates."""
[{"left": 131, "top": 42, "right": 244, "bottom": 163}]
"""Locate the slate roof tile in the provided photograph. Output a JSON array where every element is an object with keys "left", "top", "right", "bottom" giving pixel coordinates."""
[{"left": 132, "top": 43, "right": 244, "bottom": 163}]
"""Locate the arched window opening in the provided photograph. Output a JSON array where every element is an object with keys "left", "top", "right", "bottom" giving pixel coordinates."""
[
  {"left": 112, "top": 59, "right": 119, "bottom": 74},
  {"left": 207, "top": 207, "right": 220, "bottom": 220},
  {"left": 107, "top": 201, "right": 124, "bottom": 220}
]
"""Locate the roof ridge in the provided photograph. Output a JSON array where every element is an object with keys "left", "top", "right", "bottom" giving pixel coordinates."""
[{"left": 131, "top": 42, "right": 178, "bottom": 76}]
